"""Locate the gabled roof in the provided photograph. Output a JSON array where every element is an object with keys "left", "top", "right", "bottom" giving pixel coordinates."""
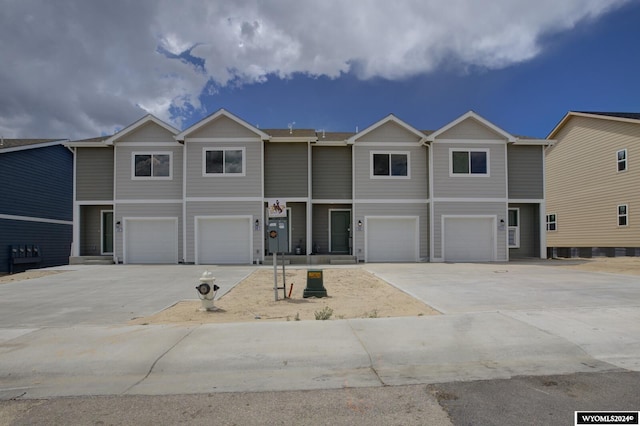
[
  {"left": 347, "top": 114, "right": 427, "bottom": 144},
  {"left": 426, "top": 111, "right": 516, "bottom": 142},
  {"left": 175, "top": 108, "right": 270, "bottom": 141},
  {"left": 105, "top": 114, "right": 179, "bottom": 145},
  {"left": 0, "top": 138, "right": 68, "bottom": 153},
  {"left": 548, "top": 111, "right": 640, "bottom": 138}
]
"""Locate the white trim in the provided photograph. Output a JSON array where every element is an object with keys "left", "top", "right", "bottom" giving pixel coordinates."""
[
  {"left": 370, "top": 150, "right": 411, "bottom": 179},
  {"left": 261, "top": 140, "right": 265, "bottom": 260},
  {"left": 182, "top": 135, "right": 187, "bottom": 263},
  {"left": 76, "top": 200, "right": 115, "bottom": 205},
  {"left": 428, "top": 111, "right": 516, "bottom": 142},
  {"left": 546, "top": 213, "right": 557, "bottom": 232},
  {"left": 65, "top": 141, "right": 109, "bottom": 148},
  {"left": 202, "top": 147, "right": 246, "bottom": 177},
  {"left": 312, "top": 141, "right": 349, "bottom": 146},
  {"left": 441, "top": 214, "right": 498, "bottom": 262},
  {"left": 508, "top": 198, "right": 545, "bottom": 204},
  {"left": 449, "top": 148, "right": 490, "bottom": 177},
  {"left": 184, "top": 137, "right": 263, "bottom": 143},
  {"left": 0, "top": 139, "right": 68, "bottom": 154},
  {"left": 115, "top": 199, "right": 183, "bottom": 204},
  {"left": 540, "top": 144, "right": 548, "bottom": 259},
  {"left": 433, "top": 139, "right": 506, "bottom": 145},
  {"left": 311, "top": 199, "right": 353, "bottom": 204},
  {"left": 364, "top": 215, "right": 420, "bottom": 262},
  {"left": 511, "top": 139, "right": 551, "bottom": 146},
  {"left": 122, "top": 216, "right": 179, "bottom": 264},
  {"left": 100, "top": 210, "right": 114, "bottom": 255},
  {"left": 427, "top": 144, "right": 434, "bottom": 263},
  {"left": 117, "top": 142, "right": 180, "bottom": 147},
  {"left": 328, "top": 209, "right": 351, "bottom": 253},
  {"left": 355, "top": 199, "right": 429, "bottom": 204},
  {"left": 433, "top": 198, "right": 506, "bottom": 203},
  {"left": 507, "top": 207, "right": 520, "bottom": 249},
  {"left": 106, "top": 114, "right": 179, "bottom": 145},
  {"left": 548, "top": 111, "right": 640, "bottom": 139},
  {"left": 186, "top": 197, "right": 263, "bottom": 202},
  {"left": 617, "top": 204, "right": 629, "bottom": 227},
  {"left": 348, "top": 114, "right": 427, "bottom": 144},
  {"left": 266, "top": 197, "right": 308, "bottom": 203},
  {"left": 72, "top": 147, "right": 79, "bottom": 257},
  {"left": 617, "top": 148, "right": 628, "bottom": 172},
  {"left": 131, "top": 151, "right": 173, "bottom": 180},
  {"left": 307, "top": 141, "right": 313, "bottom": 257},
  {"left": 0, "top": 214, "right": 73, "bottom": 226},
  {"left": 175, "top": 109, "right": 270, "bottom": 140},
  {"left": 194, "top": 215, "right": 253, "bottom": 265},
  {"left": 357, "top": 142, "right": 422, "bottom": 147},
  {"left": 269, "top": 137, "right": 318, "bottom": 143}
]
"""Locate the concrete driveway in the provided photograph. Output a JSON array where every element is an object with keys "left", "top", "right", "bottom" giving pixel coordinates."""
[{"left": 1, "top": 261, "right": 639, "bottom": 399}]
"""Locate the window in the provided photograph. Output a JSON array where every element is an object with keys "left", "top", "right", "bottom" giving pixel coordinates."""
[
  {"left": 204, "top": 148, "right": 245, "bottom": 176},
  {"left": 371, "top": 152, "right": 409, "bottom": 178},
  {"left": 617, "top": 149, "right": 627, "bottom": 172},
  {"left": 618, "top": 204, "right": 628, "bottom": 227},
  {"left": 132, "top": 152, "right": 171, "bottom": 179},
  {"left": 546, "top": 213, "right": 557, "bottom": 231},
  {"left": 508, "top": 208, "right": 519, "bottom": 248},
  {"left": 450, "top": 149, "right": 489, "bottom": 175}
]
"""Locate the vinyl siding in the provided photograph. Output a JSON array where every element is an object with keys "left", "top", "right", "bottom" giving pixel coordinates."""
[
  {"left": 79, "top": 204, "right": 113, "bottom": 256},
  {"left": 312, "top": 204, "right": 352, "bottom": 254},
  {"left": 353, "top": 202, "right": 429, "bottom": 260},
  {"left": 546, "top": 116, "right": 640, "bottom": 247},
  {"left": 189, "top": 115, "right": 259, "bottom": 139},
  {"left": 357, "top": 121, "right": 422, "bottom": 143},
  {"left": 114, "top": 203, "right": 183, "bottom": 263},
  {"left": 433, "top": 201, "right": 507, "bottom": 261},
  {"left": 185, "top": 140, "right": 262, "bottom": 198},
  {"left": 264, "top": 142, "right": 308, "bottom": 198},
  {"left": 76, "top": 147, "right": 114, "bottom": 201},
  {"left": 438, "top": 118, "right": 504, "bottom": 140},
  {"left": 507, "top": 145, "right": 544, "bottom": 199},
  {"left": 508, "top": 203, "right": 539, "bottom": 258},
  {"left": 432, "top": 142, "right": 507, "bottom": 199},
  {"left": 114, "top": 122, "right": 176, "bottom": 142},
  {"left": 185, "top": 201, "right": 263, "bottom": 263},
  {"left": 0, "top": 145, "right": 73, "bottom": 221},
  {"left": 312, "top": 146, "right": 352, "bottom": 200}
]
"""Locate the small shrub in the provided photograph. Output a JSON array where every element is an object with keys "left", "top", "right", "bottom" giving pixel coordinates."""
[
  {"left": 366, "top": 309, "right": 378, "bottom": 318},
  {"left": 314, "top": 306, "right": 333, "bottom": 320}
]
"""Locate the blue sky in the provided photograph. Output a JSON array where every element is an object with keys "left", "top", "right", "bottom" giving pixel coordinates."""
[{"left": 1, "top": 0, "right": 638, "bottom": 139}]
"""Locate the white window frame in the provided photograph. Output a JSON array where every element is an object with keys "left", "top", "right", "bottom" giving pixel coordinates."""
[
  {"left": 449, "top": 148, "right": 490, "bottom": 177},
  {"left": 131, "top": 152, "right": 173, "bottom": 180},
  {"left": 370, "top": 151, "right": 411, "bottom": 179},
  {"left": 546, "top": 213, "right": 557, "bottom": 231},
  {"left": 617, "top": 149, "right": 627, "bottom": 172},
  {"left": 617, "top": 204, "right": 629, "bottom": 227},
  {"left": 203, "top": 147, "right": 246, "bottom": 177},
  {"left": 508, "top": 208, "right": 520, "bottom": 248}
]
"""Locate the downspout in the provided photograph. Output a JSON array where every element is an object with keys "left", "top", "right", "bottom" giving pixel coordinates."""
[
  {"left": 71, "top": 146, "right": 80, "bottom": 257},
  {"left": 307, "top": 140, "right": 312, "bottom": 260},
  {"left": 182, "top": 139, "right": 187, "bottom": 264},
  {"left": 421, "top": 138, "right": 434, "bottom": 263}
]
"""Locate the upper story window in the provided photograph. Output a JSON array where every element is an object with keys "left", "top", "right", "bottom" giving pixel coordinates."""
[
  {"left": 618, "top": 204, "right": 628, "bottom": 227},
  {"left": 508, "top": 208, "right": 519, "bottom": 248},
  {"left": 450, "top": 148, "right": 489, "bottom": 176},
  {"left": 617, "top": 149, "right": 627, "bottom": 172},
  {"left": 204, "top": 147, "right": 245, "bottom": 176},
  {"left": 546, "top": 213, "right": 557, "bottom": 231},
  {"left": 132, "top": 152, "right": 172, "bottom": 180},
  {"left": 371, "top": 151, "right": 409, "bottom": 178}
]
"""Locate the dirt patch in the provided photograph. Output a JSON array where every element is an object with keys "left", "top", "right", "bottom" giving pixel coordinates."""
[
  {"left": 0, "top": 270, "right": 66, "bottom": 284},
  {"left": 130, "top": 268, "right": 439, "bottom": 325},
  {"left": 553, "top": 257, "right": 640, "bottom": 276}
]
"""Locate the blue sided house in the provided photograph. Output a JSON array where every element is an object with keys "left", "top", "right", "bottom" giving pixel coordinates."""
[{"left": 0, "top": 139, "right": 73, "bottom": 273}]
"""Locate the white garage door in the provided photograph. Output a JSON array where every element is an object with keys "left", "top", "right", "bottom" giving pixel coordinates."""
[
  {"left": 125, "top": 218, "right": 178, "bottom": 264},
  {"left": 367, "top": 217, "right": 418, "bottom": 262},
  {"left": 197, "top": 217, "right": 251, "bottom": 264},
  {"left": 443, "top": 217, "right": 494, "bottom": 262}
]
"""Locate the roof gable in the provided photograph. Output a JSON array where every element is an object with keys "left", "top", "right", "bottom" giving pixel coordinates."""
[
  {"left": 427, "top": 111, "right": 515, "bottom": 142},
  {"left": 106, "top": 115, "right": 178, "bottom": 145},
  {"left": 548, "top": 111, "right": 640, "bottom": 139},
  {"left": 0, "top": 138, "right": 68, "bottom": 153},
  {"left": 347, "top": 114, "right": 427, "bottom": 144},
  {"left": 175, "top": 109, "right": 269, "bottom": 140}
]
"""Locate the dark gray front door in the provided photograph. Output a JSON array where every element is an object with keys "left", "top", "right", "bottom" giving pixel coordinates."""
[{"left": 330, "top": 210, "right": 350, "bottom": 253}]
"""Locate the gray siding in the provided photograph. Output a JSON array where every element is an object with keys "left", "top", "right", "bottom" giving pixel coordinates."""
[
  {"left": 185, "top": 141, "right": 262, "bottom": 198},
  {"left": 287, "top": 202, "right": 307, "bottom": 254},
  {"left": 76, "top": 148, "right": 114, "bottom": 201},
  {"left": 185, "top": 201, "right": 263, "bottom": 262},
  {"left": 312, "top": 203, "right": 352, "bottom": 254},
  {"left": 438, "top": 118, "right": 503, "bottom": 140},
  {"left": 115, "top": 122, "right": 176, "bottom": 142},
  {"left": 509, "top": 203, "right": 539, "bottom": 258},
  {"left": 508, "top": 145, "right": 544, "bottom": 199},
  {"left": 432, "top": 142, "right": 507, "bottom": 199},
  {"left": 80, "top": 204, "right": 112, "bottom": 256},
  {"left": 353, "top": 202, "right": 429, "bottom": 260},
  {"left": 114, "top": 144, "right": 183, "bottom": 200},
  {"left": 433, "top": 201, "right": 507, "bottom": 260},
  {"left": 189, "top": 115, "right": 259, "bottom": 139},
  {"left": 312, "top": 146, "right": 352, "bottom": 200},
  {"left": 114, "top": 203, "right": 183, "bottom": 263},
  {"left": 264, "top": 142, "right": 308, "bottom": 198},
  {"left": 358, "top": 121, "right": 422, "bottom": 143}
]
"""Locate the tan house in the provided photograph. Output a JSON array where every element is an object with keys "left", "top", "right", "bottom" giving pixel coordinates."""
[{"left": 546, "top": 111, "right": 640, "bottom": 257}]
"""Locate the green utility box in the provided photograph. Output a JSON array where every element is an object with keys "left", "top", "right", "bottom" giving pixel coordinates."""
[{"left": 303, "top": 269, "right": 328, "bottom": 298}]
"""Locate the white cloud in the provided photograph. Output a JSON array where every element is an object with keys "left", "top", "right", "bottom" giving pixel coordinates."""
[{"left": 0, "top": 0, "right": 629, "bottom": 138}]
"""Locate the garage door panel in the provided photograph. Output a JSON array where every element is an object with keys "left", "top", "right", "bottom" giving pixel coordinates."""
[
  {"left": 125, "top": 219, "right": 178, "bottom": 264},
  {"left": 444, "top": 217, "right": 494, "bottom": 262},
  {"left": 367, "top": 217, "right": 418, "bottom": 262},
  {"left": 198, "top": 218, "right": 251, "bottom": 264}
]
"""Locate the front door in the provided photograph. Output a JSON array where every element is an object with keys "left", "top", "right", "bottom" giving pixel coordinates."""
[
  {"left": 101, "top": 210, "right": 113, "bottom": 255},
  {"left": 330, "top": 210, "right": 350, "bottom": 253}
]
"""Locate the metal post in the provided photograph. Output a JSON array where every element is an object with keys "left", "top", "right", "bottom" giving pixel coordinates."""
[
  {"left": 273, "top": 252, "right": 278, "bottom": 301},
  {"left": 282, "top": 253, "right": 286, "bottom": 298}
]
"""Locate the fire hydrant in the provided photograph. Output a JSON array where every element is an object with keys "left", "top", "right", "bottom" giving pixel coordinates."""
[{"left": 195, "top": 270, "right": 219, "bottom": 311}]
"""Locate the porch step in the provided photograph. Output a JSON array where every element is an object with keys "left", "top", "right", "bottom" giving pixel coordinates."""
[
  {"left": 69, "top": 256, "right": 114, "bottom": 265},
  {"left": 330, "top": 259, "right": 357, "bottom": 265}
]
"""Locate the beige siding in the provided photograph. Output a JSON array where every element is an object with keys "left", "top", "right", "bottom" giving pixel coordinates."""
[
  {"left": 185, "top": 140, "right": 262, "bottom": 198},
  {"left": 114, "top": 144, "right": 183, "bottom": 199},
  {"left": 76, "top": 148, "right": 114, "bottom": 201},
  {"left": 312, "top": 146, "right": 352, "bottom": 199},
  {"left": 546, "top": 116, "right": 640, "bottom": 247},
  {"left": 433, "top": 201, "right": 507, "bottom": 260},
  {"left": 264, "top": 142, "right": 308, "bottom": 198},
  {"left": 185, "top": 201, "right": 263, "bottom": 262},
  {"left": 438, "top": 118, "right": 504, "bottom": 140},
  {"left": 507, "top": 145, "right": 544, "bottom": 199},
  {"left": 189, "top": 116, "right": 259, "bottom": 139},
  {"left": 114, "top": 203, "right": 183, "bottom": 263},
  {"left": 353, "top": 202, "right": 429, "bottom": 260},
  {"left": 432, "top": 142, "right": 507, "bottom": 198}
]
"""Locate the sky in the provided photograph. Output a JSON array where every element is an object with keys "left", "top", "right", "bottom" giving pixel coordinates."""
[{"left": 1, "top": 0, "right": 639, "bottom": 140}]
